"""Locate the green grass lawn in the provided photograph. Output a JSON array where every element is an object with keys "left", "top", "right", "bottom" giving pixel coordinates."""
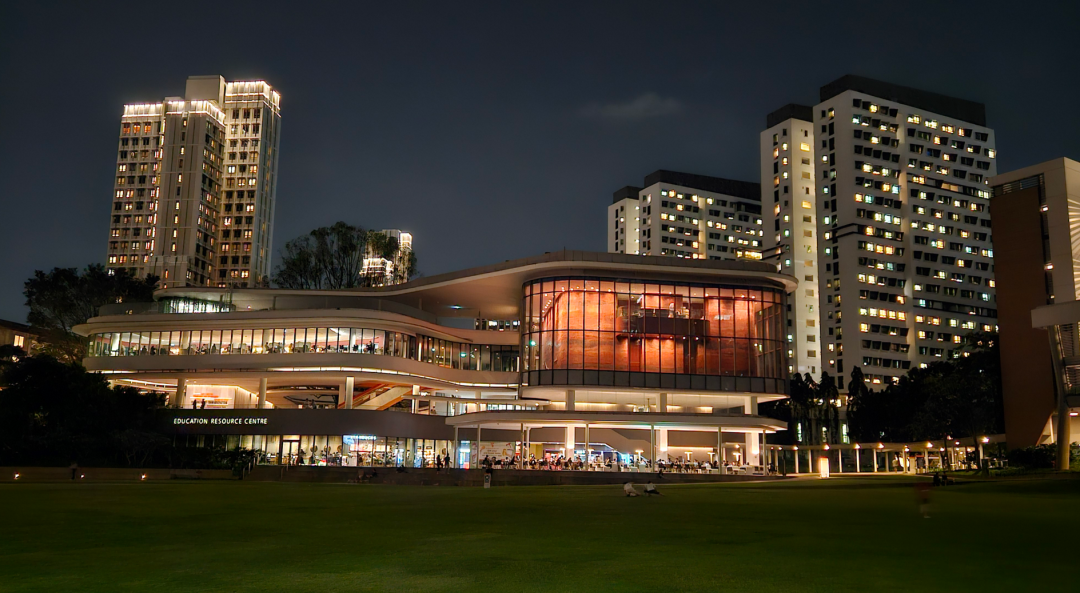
[{"left": 1, "top": 477, "right": 1077, "bottom": 592}]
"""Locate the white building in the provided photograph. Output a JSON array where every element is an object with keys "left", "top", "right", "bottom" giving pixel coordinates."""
[
  {"left": 766, "top": 75, "right": 998, "bottom": 387},
  {"left": 608, "top": 170, "right": 763, "bottom": 261},
  {"left": 760, "top": 105, "right": 822, "bottom": 377},
  {"left": 362, "top": 229, "right": 415, "bottom": 286},
  {"left": 105, "top": 75, "right": 282, "bottom": 289}
]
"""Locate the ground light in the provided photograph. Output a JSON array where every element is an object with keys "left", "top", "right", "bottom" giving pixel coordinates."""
[{"left": 13, "top": 472, "right": 19, "bottom": 480}]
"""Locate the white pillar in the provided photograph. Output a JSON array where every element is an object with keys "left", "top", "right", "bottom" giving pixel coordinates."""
[
  {"left": 748, "top": 395, "right": 759, "bottom": 415},
  {"left": 744, "top": 432, "right": 755, "bottom": 466},
  {"left": 565, "top": 425, "right": 574, "bottom": 459},
  {"left": 650, "top": 425, "right": 656, "bottom": 470},
  {"left": 658, "top": 428, "right": 669, "bottom": 463},
  {"left": 175, "top": 377, "right": 187, "bottom": 408},
  {"left": 837, "top": 448, "right": 843, "bottom": 473},
  {"left": 873, "top": 450, "right": 879, "bottom": 473},
  {"left": 342, "top": 376, "right": 354, "bottom": 409},
  {"left": 257, "top": 377, "right": 268, "bottom": 409},
  {"left": 475, "top": 425, "right": 482, "bottom": 468},
  {"left": 453, "top": 426, "right": 459, "bottom": 468},
  {"left": 659, "top": 392, "right": 668, "bottom": 413},
  {"left": 717, "top": 429, "right": 722, "bottom": 468},
  {"left": 794, "top": 449, "right": 800, "bottom": 473},
  {"left": 566, "top": 389, "right": 575, "bottom": 411},
  {"left": 855, "top": 448, "right": 861, "bottom": 473},
  {"left": 584, "top": 424, "right": 590, "bottom": 470}
]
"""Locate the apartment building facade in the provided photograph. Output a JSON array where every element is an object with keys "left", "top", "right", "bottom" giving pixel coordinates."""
[
  {"left": 760, "top": 105, "right": 822, "bottom": 377},
  {"left": 362, "top": 229, "right": 415, "bottom": 287},
  {"left": 766, "top": 76, "right": 998, "bottom": 387},
  {"left": 105, "top": 76, "right": 281, "bottom": 289},
  {"left": 608, "top": 170, "right": 763, "bottom": 261}
]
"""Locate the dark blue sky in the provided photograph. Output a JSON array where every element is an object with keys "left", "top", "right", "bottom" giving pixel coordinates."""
[{"left": 1, "top": 1, "right": 1077, "bottom": 322}]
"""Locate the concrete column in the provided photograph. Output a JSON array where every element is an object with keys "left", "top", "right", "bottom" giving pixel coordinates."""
[
  {"left": 719, "top": 430, "right": 725, "bottom": 462},
  {"left": 744, "top": 432, "right": 755, "bottom": 466},
  {"left": 525, "top": 427, "right": 531, "bottom": 465},
  {"left": 565, "top": 389, "right": 575, "bottom": 411},
  {"left": 474, "top": 390, "right": 482, "bottom": 414},
  {"left": 175, "top": 377, "right": 187, "bottom": 408},
  {"left": 475, "top": 425, "right": 482, "bottom": 468},
  {"left": 659, "top": 392, "right": 668, "bottom": 413},
  {"left": 584, "top": 424, "right": 590, "bottom": 470},
  {"left": 873, "top": 450, "right": 879, "bottom": 473},
  {"left": 658, "top": 428, "right": 669, "bottom": 463},
  {"left": 453, "top": 426, "right": 459, "bottom": 468},
  {"left": 749, "top": 396, "right": 759, "bottom": 415},
  {"left": 565, "top": 425, "right": 575, "bottom": 459},
  {"left": 257, "top": 377, "right": 268, "bottom": 409},
  {"left": 837, "top": 448, "right": 843, "bottom": 473},
  {"left": 342, "top": 376, "right": 354, "bottom": 409},
  {"left": 650, "top": 425, "right": 656, "bottom": 470},
  {"left": 794, "top": 449, "right": 800, "bottom": 473},
  {"left": 717, "top": 429, "right": 722, "bottom": 468},
  {"left": 855, "top": 448, "right": 861, "bottom": 473},
  {"left": 411, "top": 397, "right": 418, "bottom": 414}
]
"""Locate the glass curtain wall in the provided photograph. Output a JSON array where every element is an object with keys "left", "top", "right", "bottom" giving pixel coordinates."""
[
  {"left": 88, "top": 327, "right": 520, "bottom": 372},
  {"left": 521, "top": 278, "right": 785, "bottom": 378}
]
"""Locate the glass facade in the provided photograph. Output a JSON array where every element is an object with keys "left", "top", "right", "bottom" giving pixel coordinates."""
[
  {"left": 521, "top": 278, "right": 786, "bottom": 379},
  {"left": 87, "top": 327, "right": 519, "bottom": 372},
  {"left": 175, "top": 433, "right": 452, "bottom": 468}
]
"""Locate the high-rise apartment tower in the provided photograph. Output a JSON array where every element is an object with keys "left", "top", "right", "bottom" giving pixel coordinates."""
[
  {"left": 608, "top": 170, "right": 763, "bottom": 261},
  {"left": 763, "top": 75, "right": 998, "bottom": 387},
  {"left": 760, "top": 105, "right": 822, "bottom": 377},
  {"left": 105, "top": 75, "right": 281, "bottom": 288}
]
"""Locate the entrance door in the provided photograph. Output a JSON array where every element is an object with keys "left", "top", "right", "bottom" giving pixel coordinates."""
[{"left": 281, "top": 440, "right": 299, "bottom": 465}]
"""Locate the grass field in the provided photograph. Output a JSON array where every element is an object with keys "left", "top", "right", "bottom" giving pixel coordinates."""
[{"left": 1, "top": 476, "right": 1077, "bottom": 592}]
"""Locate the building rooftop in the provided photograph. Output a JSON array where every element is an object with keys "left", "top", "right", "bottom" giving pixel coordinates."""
[
  {"left": 612, "top": 185, "right": 643, "bottom": 204},
  {"left": 766, "top": 104, "right": 813, "bottom": 128},
  {"left": 642, "top": 170, "right": 760, "bottom": 201},
  {"left": 88, "top": 250, "right": 797, "bottom": 326},
  {"left": 0, "top": 319, "right": 32, "bottom": 333},
  {"left": 820, "top": 74, "right": 986, "bottom": 127}
]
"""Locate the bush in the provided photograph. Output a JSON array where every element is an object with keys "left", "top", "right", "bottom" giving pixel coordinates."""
[{"left": 1007, "top": 445, "right": 1057, "bottom": 469}]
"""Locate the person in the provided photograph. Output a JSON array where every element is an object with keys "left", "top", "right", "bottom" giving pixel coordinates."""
[
  {"left": 435, "top": 455, "right": 443, "bottom": 472},
  {"left": 444, "top": 454, "right": 451, "bottom": 469},
  {"left": 69, "top": 461, "right": 79, "bottom": 480},
  {"left": 644, "top": 481, "right": 662, "bottom": 496},
  {"left": 623, "top": 481, "right": 640, "bottom": 497},
  {"left": 200, "top": 399, "right": 206, "bottom": 409},
  {"left": 191, "top": 400, "right": 197, "bottom": 410},
  {"left": 915, "top": 481, "right": 931, "bottom": 518}
]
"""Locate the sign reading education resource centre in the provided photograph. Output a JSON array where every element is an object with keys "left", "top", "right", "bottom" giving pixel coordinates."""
[{"left": 172, "top": 417, "right": 269, "bottom": 426}]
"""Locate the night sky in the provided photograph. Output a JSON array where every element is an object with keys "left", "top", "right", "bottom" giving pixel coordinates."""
[{"left": 1, "top": 1, "right": 1077, "bottom": 323}]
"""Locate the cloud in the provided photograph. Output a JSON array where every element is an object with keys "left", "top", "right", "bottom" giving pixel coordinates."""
[{"left": 579, "top": 93, "right": 684, "bottom": 121}]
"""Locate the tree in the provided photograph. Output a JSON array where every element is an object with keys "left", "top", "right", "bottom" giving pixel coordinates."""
[
  {"left": 24, "top": 265, "right": 158, "bottom": 362},
  {"left": 273, "top": 222, "right": 420, "bottom": 289},
  {"left": 273, "top": 222, "right": 368, "bottom": 289},
  {"left": 816, "top": 372, "right": 841, "bottom": 444},
  {"left": 0, "top": 355, "right": 164, "bottom": 466},
  {"left": 272, "top": 222, "right": 368, "bottom": 289},
  {"left": 841, "top": 332, "right": 1004, "bottom": 448},
  {"left": 846, "top": 366, "right": 879, "bottom": 442}
]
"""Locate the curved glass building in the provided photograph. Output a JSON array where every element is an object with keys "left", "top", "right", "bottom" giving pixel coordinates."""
[{"left": 75, "top": 251, "right": 796, "bottom": 470}]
